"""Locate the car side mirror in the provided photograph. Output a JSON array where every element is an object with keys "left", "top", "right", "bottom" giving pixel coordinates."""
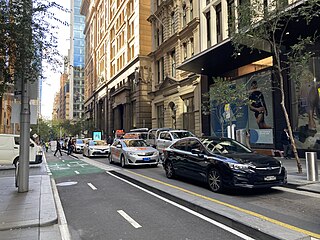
[
  {"left": 30, "top": 143, "right": 35, "bottom": 147},
  {"left": 191, "top": 149, "right": 205, "bottom": 158}
]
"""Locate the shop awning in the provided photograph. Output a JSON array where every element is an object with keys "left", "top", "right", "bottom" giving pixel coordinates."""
[{"left": 177, "top": 38, "right": 272, "bottom": 76}]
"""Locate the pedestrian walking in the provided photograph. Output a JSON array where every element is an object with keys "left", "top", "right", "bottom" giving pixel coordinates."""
[
  {"left": 107, "top": 135, "right": 114, "bottom": 145},
  {"left": 281, "top": 127, "right": 292, "bottom": 159},
  {"left": 67, "top": 138, "right": 74, "bottom": 155},
  {"left": 54, "top": 139, "right": 63, "bottom": 157}
]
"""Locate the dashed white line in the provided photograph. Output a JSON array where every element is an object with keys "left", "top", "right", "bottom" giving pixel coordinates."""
[
  {"left": 87, "top": 183, "right": 97, "bottom": 190},
  {"left": 108, "top": 172, "right": 254, "bottom": 240},
  {"left": 67, "top": 164, "right": 70, "bottom": 167},
  {"left": 117, "top": 210, "right": 142, "bottom": 229},
  {"left": 74, "top": 171, "right": 80, "bottom": 174}
]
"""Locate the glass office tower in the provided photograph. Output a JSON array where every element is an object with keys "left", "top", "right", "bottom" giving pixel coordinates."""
[{"left": 69, "top": 0, "right": 85, "bottom": 120}]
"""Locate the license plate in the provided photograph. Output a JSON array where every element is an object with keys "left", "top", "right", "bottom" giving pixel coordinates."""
[
  {"left": 264, "top": 176, "right": 276, "bottom": 181},
  {"left": 143, "top": 157, "right": 151, "bottom": 161}
]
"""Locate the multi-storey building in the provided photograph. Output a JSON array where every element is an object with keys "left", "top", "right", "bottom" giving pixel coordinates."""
[
  {"left": 178, "top": 0, "right": 320, "bottom": 154},
  {"left": 148, "top": 0, "right": 201, "bottom": 135},
  {"left": 0, "top": 93, "right": 13, "bottom": 133},
  {"left": 52, "top": 92, "right": 60, "bottom": 120},
  {"left": 69, "top": 0, "right": 85, "bottom": 121},
  {"left": 81, "top": 0, "right": 152, "bottom": 137},
  {"left": 58, "top": 73, "right": 69, "bottom": 119}
]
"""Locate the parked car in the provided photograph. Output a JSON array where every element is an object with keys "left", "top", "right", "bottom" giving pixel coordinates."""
[
  {"left": 156, "top": 129, "right": 195, "bottom": 153},
  {"left": 162, "top": 137, "right": 287, "bottom": 193},
  {"left": 146, "top": 128, "right": 173, "bottom": 146},
  {"left": 109, "top": 139, "right": 159, "bottom": 167},
  {"left": 74, "top": 139, "right": 85, "bottom": 153},
  {"left": 83, "top": 140, "right": 110, "bottom": 158},
  {"left": 123, "top": 128, "right": 149, "bottom": 140},
  {"left": 0, "top": 134, "right": 42, "bottom": 166}
]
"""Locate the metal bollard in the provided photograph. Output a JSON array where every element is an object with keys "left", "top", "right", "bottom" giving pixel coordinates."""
[{"left": 305, "top": 152, "right": 319, "bottom": 181}]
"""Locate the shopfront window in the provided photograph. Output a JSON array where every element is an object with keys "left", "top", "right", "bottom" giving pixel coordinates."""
[
  {"left": 291, "top": 55, "right": 320, "bottom": 150},
  {"left": 210, "top": 70, "right": 274, "bottom": 145}
]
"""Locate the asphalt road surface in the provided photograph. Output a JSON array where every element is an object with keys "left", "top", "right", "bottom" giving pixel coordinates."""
[{"left": 48, "top": 154, "right": 250, "bottom": 240}]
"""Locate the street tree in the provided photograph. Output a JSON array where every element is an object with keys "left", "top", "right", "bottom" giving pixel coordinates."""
[
  {"left": 230, "top": 0, "right": 320, "bottom": 173},
  {"left": 0, "top": 0, "right": 69, "bottom": 96}
]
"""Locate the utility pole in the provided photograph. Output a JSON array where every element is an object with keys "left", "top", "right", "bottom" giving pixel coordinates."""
[
  {"left": 17, "top": 0, "right": 33, "bottom": 193},
  {"left": 18, "top": 78, "right": 30, "bottom": 192}
]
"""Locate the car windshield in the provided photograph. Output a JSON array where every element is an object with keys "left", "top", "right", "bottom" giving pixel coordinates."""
[
  {"left": 123, "top": 139, "right": 148, "bottom": 147},
  {"left": 76, "top": 139, "right": 83, "bottom": 144},
  {"left": 203, "top": 139, "right": 252, "bottom": 154},
  {"left": 171, "top": 131, "right": 194, "bottom": 139},
  {"left": 89, "top": 140, "right": 105, "bottom": 146}
]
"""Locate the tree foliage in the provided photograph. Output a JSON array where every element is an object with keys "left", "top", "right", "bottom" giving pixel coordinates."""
[
  {"left": 230, "top": 0, "right": 320, "bottom": 173},
  {"left": 203, "top": 77, "right": 251, "bottom": 136},
  {"left": 0, "top": 0, "right": 69, "bottom": 96}
]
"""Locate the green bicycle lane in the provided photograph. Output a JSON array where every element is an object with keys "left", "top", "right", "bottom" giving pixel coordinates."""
[{"left": 46, "top": 153, "right": 105, "bottom": 179}]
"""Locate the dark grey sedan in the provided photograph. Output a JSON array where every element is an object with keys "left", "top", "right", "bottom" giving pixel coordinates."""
[{"left": 162, "top": 137, "right": 287, "bottom": 193}]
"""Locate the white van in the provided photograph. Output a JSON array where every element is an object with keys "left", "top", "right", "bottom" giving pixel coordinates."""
[{"left": 0, "top": 134, "right": 43, "bottom": 166}]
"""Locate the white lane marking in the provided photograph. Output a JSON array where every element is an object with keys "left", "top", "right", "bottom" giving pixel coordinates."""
[
  {"left": 51, "top": 178, "right": 72, "bottom": 240},
  {"left": 74, "top": 171, "right": 80, "bottom": 174},
  {"left": 87, "top": 182, "right": 97, "bottom": 190},
  {"left": 107, "top": 172, "right": 254, "bottom": 240},
  {"left": 117, "top": 210, "right": 142, "bottom": 229},
  {"left": 67, "top": 164, "right": 70, "bottom": 167},
  {"left": 62, "top": 160, "right": 65, "bottom": 162},
  {"left": 274, "top": 186, "right": 320, "bottom": 199}
]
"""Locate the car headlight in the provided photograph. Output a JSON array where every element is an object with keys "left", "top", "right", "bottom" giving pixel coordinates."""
[
  {"left": 128, "top": 152, "right": 137, "bottom": 156},
  {"left": 227, "top": 162, "right": 253, "bottom": 171},
  {"left": 153, "top": 151, "right": 159, "bottom": 156},
  {"left": 89, "top": 148, "right": 94, "bottom": 151}
]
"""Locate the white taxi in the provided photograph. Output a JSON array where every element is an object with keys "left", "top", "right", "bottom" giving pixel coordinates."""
[{"left": 109, "top": 139, "right": 159, "bottom": 167}]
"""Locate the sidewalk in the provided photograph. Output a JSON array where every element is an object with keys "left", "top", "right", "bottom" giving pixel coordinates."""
[
  {"left": 279, "top": 157, "right": 320, "bottom": 193},
  {"left": 0, "top": 153, "right": 318, "bottom": 240},
  {"left": 0, "top": 156, "right": 62, "bottom": 240}
]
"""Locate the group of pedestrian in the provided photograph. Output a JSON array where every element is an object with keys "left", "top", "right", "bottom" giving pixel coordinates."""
[{"left": 54, "top": 138, "right": 75, "bottom": 157}]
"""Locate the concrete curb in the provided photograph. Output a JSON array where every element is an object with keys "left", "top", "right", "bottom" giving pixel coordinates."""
[{"left": 110, "top": 170, "right": 312, "bottom": 240}]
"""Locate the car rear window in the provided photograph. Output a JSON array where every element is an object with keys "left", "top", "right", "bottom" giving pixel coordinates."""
[{"left": 171, "top": 131, "right": 194, "bottom": 139}]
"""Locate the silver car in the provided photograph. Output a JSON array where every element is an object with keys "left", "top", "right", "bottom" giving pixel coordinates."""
[
  {"left": 83, "top": 140, "right": 110, "bottom": 158},
  {"left": 74, "top": 139, "right": 85, "bottom": 153},
  {"left": 109, "top": 139, "right": 159, "bottom": 167}
]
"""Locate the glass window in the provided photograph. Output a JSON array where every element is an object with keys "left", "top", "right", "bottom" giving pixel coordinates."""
[
  {"left": 216, "top": 4, "right": 222, "bottom": 43},
  {"left": 182, "top": 4, "right": 187, "bottom": 27},
  {"left": 171, "top": 50, "right": 176, "bottom": 77},
  {"left": 205, "top": 11, "right": 211, "bottom": 47},
  {"left": 190, "top": 0, "right": 193, "bottom": 20},
  {"left": 171, "top": 12, "right": 175, "bottom": 35}
]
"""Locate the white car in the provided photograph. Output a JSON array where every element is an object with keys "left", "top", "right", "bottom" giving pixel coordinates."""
[
  {"left": 0, "top": 134, "right": 43, "bottom": 166},
  {"left": 156, "top": 130, "right": 195, "bottom": 154},
  {"left": 83, "top": 140, "right": 110, "bottom": 158},
  {"left": 74, "top": 139, "right": 85, "bottom": 153},
  {"left": 109, "top": 139, "right": 159, "bottom": 167}
]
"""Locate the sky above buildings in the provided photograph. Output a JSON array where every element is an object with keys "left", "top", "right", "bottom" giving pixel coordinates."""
[{"left": 41, "top": 0, "right": 70, "bottom": 119}]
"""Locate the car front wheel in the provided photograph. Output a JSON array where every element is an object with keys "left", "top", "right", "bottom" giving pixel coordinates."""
[
  {"left": 207, "top": 168, "right": 223, "bottom": 193},
  {"left": 164, "top": 161, "right": 175, "bottom": 179},
  {"left": 120, "top": 155, "right": 126, "bottom": 168},
  {"left": 109, "top": 153, "right": 113, "bottom": 164}
]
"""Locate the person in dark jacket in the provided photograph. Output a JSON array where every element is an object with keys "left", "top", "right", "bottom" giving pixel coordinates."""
[
  {"left": 54, "top": 139, "right": 63, "bottom": 157},
  {"left": 281, "top": 127, "right": 292, "bottom": 159}
]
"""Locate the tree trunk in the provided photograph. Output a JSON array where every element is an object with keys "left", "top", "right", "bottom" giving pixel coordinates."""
[{"left": 277, "top": 66, "right": 302, "bottom": 173}]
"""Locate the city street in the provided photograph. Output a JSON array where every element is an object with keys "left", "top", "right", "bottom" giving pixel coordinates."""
[{"left": 43, "top": 151, "right": 320, "bottom": 240}]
